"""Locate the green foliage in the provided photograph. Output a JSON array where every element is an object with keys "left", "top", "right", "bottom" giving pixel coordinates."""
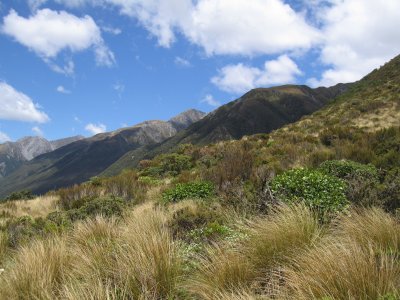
[
  {"left": 66, "top": 196, "right": 126, "bottom": 221},
  {"left": 320, "top": 160, "right": 381, "bottom": 207},
  {"left": 5, "top": 190, "right": 35, "bottom": 201},
  {"left": 162, "top": 182, "right": 214, "bottom": 203},
  {"left": 141, "top": 153, "right": 193, "bottom": 177},
  {"left": 319, "top": 160, "right": 378, "bottom": 180},
  {"left": 5, "top": 215, "right": 70, "bottom": 248},
  {"left": 271, "top": 168, "right": 348, "bottom": 217}
]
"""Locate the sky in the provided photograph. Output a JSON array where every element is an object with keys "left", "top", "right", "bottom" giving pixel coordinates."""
[{"left": 0, "top": 0, "right": 400, "bottom": 142}]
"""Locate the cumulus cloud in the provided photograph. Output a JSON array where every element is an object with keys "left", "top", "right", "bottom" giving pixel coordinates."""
[
  {"left": 184, "top": 0, "right": 320, "bottom": 56},
  {"left": 212, "top": 55, "right": 301, "bottom": 94},
  {"left": 85, "top": 123, "right": 106, "bottom": 135},
  {"left": 32, "top": 126, "right": 44, "bottom": 136},
  {"left": 201, "top": 94, "right": 221, "bottom": 107},
  {"left": 43, "top": 0, "right": 319, "bottom": 55},
  {"left": 0, "top": 82, "right": 50, "bottom": 123},
  {"left": 2, "top": 9, "right": 115, "bottom": 69},
  {"left": 56, "top": 85, "right": 71, "bottom": 94},
  {"left": 309, "top": 0, "right": 400, "bottom": 87},
  {"left": 0, "top": 131, "right": 11, "bottom": 143}
]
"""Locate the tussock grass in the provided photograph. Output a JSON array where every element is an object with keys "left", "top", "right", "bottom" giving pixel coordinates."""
[
  {"left": 0, "top": 195, "right": 58, "bottom": 219},
  {"left": 284, "top": 241, "right": 400, "bottom": 299},
  {"left": 187, "top": 246, "right": 256, "bottom": 300},
  {"left": 0, "top": 237, "right": 71, "bottom": 299},
  {"left": 187, "top": 204, "right": 322, "bottom": 299},
  {"left": 115, "top": 207, "right": 181, "bottom": 299},
  {"left": 244, "top": 204, "right": 322, "bottom": 269},
  {"left": 333, "top": 207, "right": 400, "bottom": 253},
  {"left": 0, "top": 203, "right": 181, "bottom": 299}
]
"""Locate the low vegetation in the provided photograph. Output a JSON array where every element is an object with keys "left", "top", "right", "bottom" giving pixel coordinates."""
[{"left": 0, "top": 56, "right": 399, "bottom": 298}]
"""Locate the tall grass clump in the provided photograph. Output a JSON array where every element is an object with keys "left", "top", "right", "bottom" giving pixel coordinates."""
[
  {"left": 114, "top": 206, "right": 182, "bottom": 299},
  {"left": 244, "top": 204, "right": 322, "bottom": 269},
  {"left": 0, "top": 237, "right": 71, "bottom": 299},
  {"left": 284, "top": 241, "right": 400, "bottom": 299},
  {"left": 188, "top": 204, "right": 322, "bottom": 299},
  {"left": 334, "top": 207, "right": 400, "bottom": 253},
  {"left": 187, "top": 246, "right": 256, "bottom": 300}
]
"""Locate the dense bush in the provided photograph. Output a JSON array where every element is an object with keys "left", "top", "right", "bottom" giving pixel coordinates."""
[
  {"left": 170, "top": 202, "right": 226, "bottom": 239},
  {"left": 140, "top": 153, "right": 193, "bottom": 177},
  {"left": 320, "top": 160, "right": 380, "bottom": 207},
  {"left": 5, "top": 190, "right": 35, "bottom": 201},
  {"left": 65, "top": 196, "right": 126, "bottom": 221},
  {"left": 271, "top": 168, "right": 348, "bottom": 217},
  {"left": 162, "top": 182, "right": 214, "bottom": 203},
  {"left": 319, "top": 160, "right": 378, "bottom": 180}
]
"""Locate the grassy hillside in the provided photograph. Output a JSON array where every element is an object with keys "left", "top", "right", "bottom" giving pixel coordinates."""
[
  {"left": 102, "top": 83, "right": 351, "bottom": 176},
  {"left": 0, "top": 55, "right": 399, "bottom": 299}
]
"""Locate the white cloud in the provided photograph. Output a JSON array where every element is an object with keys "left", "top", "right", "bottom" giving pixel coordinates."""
[
  {"left": 2, "top": 9, "right": 115, "bottom": 68},
  {"left": 201, "top": 94, "right": 221, "bottom": 107},
  {"left": 174, "top": 56, "right": 191, "bottom": 67},
  {"left": 0, "top": 131, "right": 11, "bottom": 143},
  {"left": 32, "top": 126, "right": 44, "bottom": 136},
  {"left": 184, "top": 0, "right": 320, "bottom": 56},
  {"left": 309, "top": 0, "right": 400, "bottom": 86},
  {"left": 102, "top": 26, "right": 122, "bottom": 35},
  {"left": 212, "top": 55, "right": 301, "bottom": 94},
  {"left": 85, "top": 123, "right": 106, "bottom": 135},
  {"left": 56, "top": 85, "right": 71, "bottom": 94},
  {"left": 47, "top": 0, "right": 319, "bottom": 55},
  {"left": 0, "top": 82, "right": 50, "bottom": 123}
]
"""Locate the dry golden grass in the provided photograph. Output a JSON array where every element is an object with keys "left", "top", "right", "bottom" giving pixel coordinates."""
[
  {"left": 243, "top": 204, "right": 322, "bottom": 269},
  {"left": 0, "top": 237, "right": 72, "bottom": 299},
  {"left": 283, "top": 241, "right": 400, "bottom": 300},
  {"left": 187, "top": 246, "right": 256, "bottom": 300},
  {"left": 0, "top": 195, "right": 58, "bottom": 219},
  {"left": 187, "top": 204, "right": 322, "bottom": 299},
  {"left": 0, "top": 203, "right": 182, "bottom": 299},
  {"left": 333, "top": 207, "right": 400, "bottom": 253}
]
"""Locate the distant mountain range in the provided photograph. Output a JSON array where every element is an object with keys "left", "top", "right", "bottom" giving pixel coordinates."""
[
  {"left": 102, "top": 83, "right": 351, "bottom": 176},
  {"left": 0, "top": 109, "right": 205, "bottom": 197},
  {"left": 2, "top": 53, "right": 400, "bottom": 198},
  {"left": 0, "top": 136, "right": 83, "bottom": 178}
]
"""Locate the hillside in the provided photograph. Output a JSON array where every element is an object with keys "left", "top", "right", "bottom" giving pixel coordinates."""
[
  {"left": 0, "top": 54, "right": 399, "bottom": 300},
  {"left": 102, "top": 83, "right": 351, "bottom": 176},
  {"left": 0, "top": 110, "right": 205, "bottom": 197},
  {"left": 0, "top": 135, "right": 83, "bottom": 178}
]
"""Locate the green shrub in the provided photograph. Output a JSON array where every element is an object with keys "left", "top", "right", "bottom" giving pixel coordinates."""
[
  {"left": 141, "top": 153, "right": 193, "bottom": 177},
  {"left": 162, "top": 182, "right": 214, "bottom": 203},
  {"left": 319, "top": 160, "right": 378, "bottom": 180},
  {"left": 271, "top": 168, "right": 348, "bottom": 217},
  {"left": 319, "top": 160, "right": 380, "bottom": 207},
  {"left": 67, "top": 196, "right": 126, "bottom": 221},
  {"left": 5, "top": 190, "right": 35, "bottom": 201}
]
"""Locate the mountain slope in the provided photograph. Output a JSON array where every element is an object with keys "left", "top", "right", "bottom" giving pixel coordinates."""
[
  {"left": 0, "top": 110, "right": 205, "bottom": 197},
  {"left": 0, "top": 136, "right": 83, "bottom": 178},
  {"left": 102, "top": 83, "right": 351, "bottom": 176}
]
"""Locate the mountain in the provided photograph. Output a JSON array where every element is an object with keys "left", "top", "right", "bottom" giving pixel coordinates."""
[
  {"left": 102, "top": 83, "right": 351, "bottom": 176},
  {"left": 0, "top": 135, "right": 84, "bottom": 178},
  {"left": 0, "top": 110, "right": 205, "bottom": 197}
]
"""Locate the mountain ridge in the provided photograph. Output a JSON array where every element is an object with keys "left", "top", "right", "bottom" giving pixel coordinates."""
[
  {"left": 0, "top": 135, "right": 84, "bottom": 178},
  {"left": 0, "top": 109, "right": 205, "bottom": 197}
]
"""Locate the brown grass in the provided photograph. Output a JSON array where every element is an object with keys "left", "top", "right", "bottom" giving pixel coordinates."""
[
  {"left": 0, "top": 195, "right": 58, "bottom": 219},
  {"left": 284, "top": 241, "right": 400, "bottom": 299}
]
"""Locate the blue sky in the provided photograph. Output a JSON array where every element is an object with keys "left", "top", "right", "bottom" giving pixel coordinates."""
[{"left": 0, "top": 0, "right": 399, "bottom": 141}]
